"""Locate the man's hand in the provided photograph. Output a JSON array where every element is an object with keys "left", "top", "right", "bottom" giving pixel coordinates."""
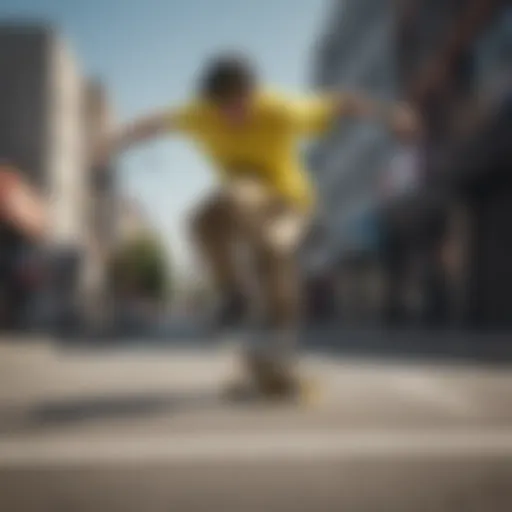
[
  {"left": 337, "top": 93, "right": 424, "bottom": 141},
  {"left": 389, "top": 103, "right": 423, "bottom": 142}
]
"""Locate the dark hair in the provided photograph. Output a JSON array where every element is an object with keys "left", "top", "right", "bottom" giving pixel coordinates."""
[{"left": 199, "top": 53, "right": 256, "bottom": 102}]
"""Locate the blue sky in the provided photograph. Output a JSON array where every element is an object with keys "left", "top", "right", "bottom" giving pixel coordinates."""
[{"left": 0, "top": 0, "right": 328, "bottom": 274}]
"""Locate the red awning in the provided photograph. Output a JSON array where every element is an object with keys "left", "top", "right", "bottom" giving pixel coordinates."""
[{"left": 0, "top": 166, "right": 47, "bottom": 240}]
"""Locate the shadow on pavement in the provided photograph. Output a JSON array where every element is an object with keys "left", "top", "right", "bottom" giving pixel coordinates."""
[
  {"left": 48, "top": 323, "right": 512, "bottom": 367},
  {"left": 0, "top": 389, "right": 220, "bottom": 435}
]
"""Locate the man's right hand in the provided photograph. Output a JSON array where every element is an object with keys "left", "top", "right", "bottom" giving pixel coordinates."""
[
  {"left": 336, "top": 93, "right": 424, "bottom": 142},
  {"left": 390, "top": 104, "right": 424, "bottom": 142}
]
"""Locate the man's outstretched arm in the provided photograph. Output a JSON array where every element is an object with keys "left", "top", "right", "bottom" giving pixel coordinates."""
[
  {"left": 96, "top": 104, "right": 197, "bottom": 164},
  {"left": 334, "top": 92, "right": 422, "bottom": 139},
  {"left": 100, "top": 109, "right": 177, "bottom": 158},
  {"left": 290, "top": 91, "right": 422, "bottom": 141}
]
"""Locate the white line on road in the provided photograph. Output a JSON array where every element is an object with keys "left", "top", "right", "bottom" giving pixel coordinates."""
[
  {"left": 386, "top": 374, "right": 477, "bottom": 416},
  {"left": 1, "top": 429, "right": 512, "bottom": 467}
]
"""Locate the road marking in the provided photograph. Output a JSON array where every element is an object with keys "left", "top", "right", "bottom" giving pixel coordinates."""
[
  {"left": 386, "top": 374, "right": 477, "bottom": 416},
  {"left": 1, "top": 429, "right": 512, "bottom": 467}
]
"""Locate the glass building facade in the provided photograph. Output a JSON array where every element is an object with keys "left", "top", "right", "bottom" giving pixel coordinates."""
[{"left": 308, "top": 0, "right": 399, "bottom": 258}]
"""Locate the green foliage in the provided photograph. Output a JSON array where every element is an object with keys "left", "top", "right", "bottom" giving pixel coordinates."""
[{"left": 108, "top": 235, "right": 171, "bottom": 301}]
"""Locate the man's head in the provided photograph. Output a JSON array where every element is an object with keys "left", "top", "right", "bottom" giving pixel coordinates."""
[{"left": 199, "top": 53, "right": 257, "bottom": 122}]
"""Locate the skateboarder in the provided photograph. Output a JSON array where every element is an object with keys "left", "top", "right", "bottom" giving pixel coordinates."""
[{"left": 97, "top": 53, "right": 420, "bottom": 398}]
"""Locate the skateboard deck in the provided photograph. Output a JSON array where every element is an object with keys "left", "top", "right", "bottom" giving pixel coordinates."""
[
  {"left": 221, "top": 374, "right": 324, "bottom": 407},
  {"left": 220, "top": 333, "right": 323, "bottom": 406}
]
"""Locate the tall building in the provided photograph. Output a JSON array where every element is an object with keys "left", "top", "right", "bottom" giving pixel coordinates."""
[
  {"left": 84, "top": 80, "right": 116, "bottom": 250},
  {"left": 82, "top": 80, "right": 117, "bottom": 297},
  {"left": 392, "top": 0, "right": 512, "bottom": 328},
  {"left": 308, "top": 0, "right": 399, "bottom": 257},
  {"left": 0, "top": 23, "right": 87, "bottom": 247},
  {"left": 0, "top": 23, "right": 114, "bottom": 327}
]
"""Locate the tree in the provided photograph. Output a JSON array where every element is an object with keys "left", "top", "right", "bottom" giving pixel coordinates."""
[{"left": 108, "top": 234, "right": 172, "bottom": 302}]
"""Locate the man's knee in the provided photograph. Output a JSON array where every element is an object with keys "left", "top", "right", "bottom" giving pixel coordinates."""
[
  {"left": 189, "top": 192, "right": 230, "bottom": 240},
  {"left": 264, "top": 212, "right": 308, "bottom": 258},
  {"left": 223, "top": 178, "right": 269, "bottom": 214}
]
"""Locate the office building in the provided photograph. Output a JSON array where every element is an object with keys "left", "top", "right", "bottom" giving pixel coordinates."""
[
  {"left": 84, "top": 80, "right": 116, "bottom": 251},
  {"left": 0, "top": 23, "right": 114, "bottom": 327},
  {"left": 79, "top": 80, "right": 119, "bottom": 319},
  {"left": 309, "top": 0, "right": 399, "bottom": 258},
  {"left": 0, "top": 23, "right": 87, "bottom": 248},
  {"left": 392, "top": 0, "right": 512, "bottom": 328}
]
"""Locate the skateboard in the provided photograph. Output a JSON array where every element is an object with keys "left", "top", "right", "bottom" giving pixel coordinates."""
[
  {"left": 221, "top": 344, "right": 323, "bottom": 407},
  {"left": 222, "top": 376, "right": 323, "bottom": 407}
]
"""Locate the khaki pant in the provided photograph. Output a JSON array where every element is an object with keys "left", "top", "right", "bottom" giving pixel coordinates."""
[{"left": 190, "top": 176, "right": 309, "bottom": 329}]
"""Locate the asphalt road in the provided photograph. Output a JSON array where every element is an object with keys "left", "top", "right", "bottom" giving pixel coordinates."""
[{"left": 0, "top": 336, "right": 511, "bottom": 511}]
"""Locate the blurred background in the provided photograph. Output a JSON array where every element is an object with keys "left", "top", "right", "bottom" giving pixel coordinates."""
[
  {"left": 0, "top": 0, "right": 511, "bottom": 510},
  {"left": 305, "top": 0, "right": 511, "bottom": 332},
  {"left": 0, "top": 0, "right": 509, "bottom": 337}
]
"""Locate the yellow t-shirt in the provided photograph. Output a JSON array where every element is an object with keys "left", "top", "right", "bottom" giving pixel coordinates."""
[{"left": 169, "top": 89, "right": 337, "bottom": 210}]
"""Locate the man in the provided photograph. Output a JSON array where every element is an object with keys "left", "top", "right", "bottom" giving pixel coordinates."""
[{"left": 100, "top": 54, "right": 419, "bottom": 396}]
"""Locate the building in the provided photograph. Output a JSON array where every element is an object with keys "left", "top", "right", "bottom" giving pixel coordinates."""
[
  {"left": 0, "top": 23, "right": 87, "bottom": 247},
  {"left": 81, "top": 80, "right": 118, "bottom": 322},
  {"left": 390, "top": 0, "right": 512, "bottom": 328},
  {"left": 0, "top": 23, "right": 115, "bottom": 329},
  {"left": 82, "top": 80, "right": 117, "bottom": 289},
  {"left": 306, "top": 0, "right": 400, "bottom": 323},
  {"left": 84, "top": 80, "right": 116, "bottom": 248},
  {"left": 309, "top": 0, "right": 399, "bottom": 260}
]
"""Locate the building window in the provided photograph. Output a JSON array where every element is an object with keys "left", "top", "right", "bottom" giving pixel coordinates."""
[{"left": 473, "top": 6, "right": 512, "bottom": 91}]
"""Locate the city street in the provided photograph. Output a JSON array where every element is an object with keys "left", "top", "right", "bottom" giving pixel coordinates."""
[
  {"left": 0, "top": 0, "right": 509, "bottom": 509},
  {"left": 0, "top": 335, "right": 512, "bottom": 511}
]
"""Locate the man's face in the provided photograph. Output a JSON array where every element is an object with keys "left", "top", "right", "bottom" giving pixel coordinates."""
[{"left": 218, "top": 91, "right": 253, "bottom": 125}]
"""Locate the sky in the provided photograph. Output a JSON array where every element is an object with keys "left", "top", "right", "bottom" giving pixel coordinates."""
[{"left": 0, "top": 0, "right": 329, "bottom": 275}]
